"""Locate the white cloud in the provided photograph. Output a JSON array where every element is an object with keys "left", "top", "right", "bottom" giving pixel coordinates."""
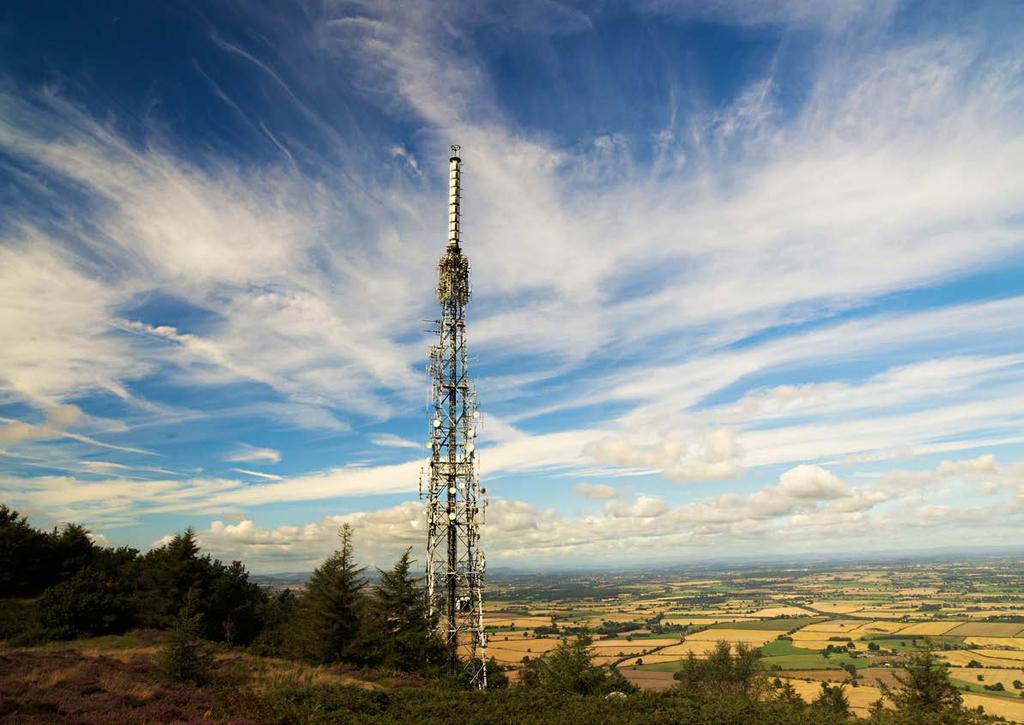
[
  {"left": 370, "top": 433, "right": 423, "bottom": 449},
  {"left": 574, "top": 482, "right": 619, "bottom": 500},
  {"left": 231, "top": 468, "right": 284, "bottom": 481},
  {"left": 585, "top": 428, "right": 744, "bottom": 482},
  {"left": 225, "top": 445, "right": 282, "bottom": 465},
  {"left": 604, "top": 496, "right": 669, "bottom": 518},
  {"left": 777, "top": 465, "right": 849, "bottom": 500}
]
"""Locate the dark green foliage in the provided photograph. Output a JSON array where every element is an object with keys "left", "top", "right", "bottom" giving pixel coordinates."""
[
  {"left": 134, "top": 529, "right": 266, "bottom": 643},
  {"left": 160, "top": 590, "right": 213, "bottom": 685},
  {"left": 673, "top": 641, "right": 764, "bottom": 697},
  {"left": 37, "top": 546, "right": 138, "bottom": 637},
  {"left": 814, "top": 682, "right": 851, "bottom": 718},
  {"left": 363, "top": 548, "right": 444, "bottom": 674},
  {"left": 250, "top": 588, "right": 301, "bottom": 657},
  {"left": 874, "top": 649, "right": 989, "bottom": 724},
  {"left": 519, "top": 631, "right": 635, "bottom": 696},
  {"left": 0, "top": 506, "right": 98, "bottom": 597},
  {"left": 483, "top": 658, "right": 509, "bottom": 689},
  {"left": 298, "top": 523, "right": 367, "bottom": 663}
]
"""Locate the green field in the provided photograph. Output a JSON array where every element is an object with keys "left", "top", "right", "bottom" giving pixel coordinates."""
[
  {"left": 759, "top": 638, "right": 869, "bottom": 670},
  {"left": 862, "top": 635, "right": 965, "bottom": 652},
  {"left": 949, "top": 678, "right": 1022, "bottom": 699}
]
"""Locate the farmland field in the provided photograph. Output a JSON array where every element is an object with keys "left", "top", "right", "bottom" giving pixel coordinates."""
[{"left": 482, "top": 556, "right": 1024, "bottom": 721}]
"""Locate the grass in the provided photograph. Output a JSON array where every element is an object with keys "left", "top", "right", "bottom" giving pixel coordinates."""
[
  {"left": 759, "top": 638, "right": 869, "bottom": 670},
  {"left": 761, "top": 653, "right": 870, "bottom": 670},
  {"left": 631, "top": 659, "right": 686, "bottom": 672},
  {"left": 950, "top": 677, "right": 1022, "bottom": 699},
  {"left": 760, "top": 640, "right": 816, "bottom": 657},
  {"left": 862, "top": 636, "right": 965, "bottom": 652}
]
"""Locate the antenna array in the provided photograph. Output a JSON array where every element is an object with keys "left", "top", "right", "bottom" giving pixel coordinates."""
[{"left": 420, "top": 146, "right": 487, "bottom": 688}]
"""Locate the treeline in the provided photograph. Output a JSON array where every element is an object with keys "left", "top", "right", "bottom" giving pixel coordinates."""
[{"left": 0, "top": 505, "right": 451, "bottom": 677}]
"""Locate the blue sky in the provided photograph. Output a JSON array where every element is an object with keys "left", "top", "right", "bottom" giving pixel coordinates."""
[{"left": 1, "top": 0, "right": 1023, "bottom": 572}]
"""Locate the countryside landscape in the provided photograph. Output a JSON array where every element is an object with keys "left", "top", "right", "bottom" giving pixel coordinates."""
[
  {"left": 2, "top": 508, "right": 1023, "bottom": 722},
  {"left": 3, "top": 0, "right": 1024, "bottom": 722}
]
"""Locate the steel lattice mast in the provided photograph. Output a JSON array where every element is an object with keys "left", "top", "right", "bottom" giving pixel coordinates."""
[{"left": 420, "top": 145, "right": 487, "bottom": 688}]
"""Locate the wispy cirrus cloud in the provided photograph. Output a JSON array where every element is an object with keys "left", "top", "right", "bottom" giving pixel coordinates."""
[{"left": 1, "top": 1, "right": 1023, "bottom": 567}]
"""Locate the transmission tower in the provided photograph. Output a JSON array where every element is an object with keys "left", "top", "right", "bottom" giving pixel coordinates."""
[{"left": 420, "top": 145, "right": 488, "bottom": 689}]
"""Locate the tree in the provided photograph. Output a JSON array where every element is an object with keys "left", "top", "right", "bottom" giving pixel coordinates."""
[
  {"left": 160, "top": 590, "right": 213, "bottom": 685},
  {"left": 0, "top": 507, "right": 98, "bottom": 597},
  {"left": 37, "top": 546, "right": 138, "bottom": 638},
  {"left": 673, "top": 641, "right": 764, "bottom": 698},
  {"left": 520, "top": 631, "right": 633, "bottom": 695},
  {"left": 204, "top": 559, "right": 265, "bottom": 644},
  {"left": 135, "top": 529, "right": 208, "bottom": 629},
  {"left": 365, "top": 548, "right": 443, "bottom": 673},
  {"left": 774, "top": 680, "right": 805, "bottom": 708},
  {"left": 299, "top": 524, "right": 367, "bottom": 663},
  {"left": 880, "top": 648, "right": 965, "bottom": 722},
  {"left": 251, "top": 589, "right": 300, "bottom": 657},
  {"left": 814, "top": 682, "right": 851, "bottom": 718}
]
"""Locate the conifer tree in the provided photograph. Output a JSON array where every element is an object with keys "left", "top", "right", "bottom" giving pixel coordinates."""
[
  {"left": 300, "top": 523, "right": 367, "bottom": 663},
  {"left": 161, "top": 589, "right": 212, "bottom": 684},
  {"left": 368, "top": 547, "right": 443, "bottom": 672}
]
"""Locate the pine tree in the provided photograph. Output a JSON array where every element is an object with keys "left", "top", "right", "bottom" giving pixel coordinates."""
[
  {"left": 814, "top": 682, "right": 851, "bottom": 718},
  {"left": 881, "top": 648, "right": 963, "bottom": 715},
  {"left": 368, "top": 547, "right": 443, "bottom": 672},
  {"left": 300, "top": 523, "right": 367, "bottom": 663},
  {"left": 160, "top": 589, "right": 212, "bottom": 684}
]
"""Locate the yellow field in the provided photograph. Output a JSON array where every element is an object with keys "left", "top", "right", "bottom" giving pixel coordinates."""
[
  {"left": 655, "top": 641, "right": 741, "bottom": 657},
  {"left": 620, "top": 653, "right": 686, "bottom": 667},
  {"left": 487, "top": 638, "right": 562, "bottom": 664},
  {"left": 964, "top": 637, "right": 1024, "bottom": 650},
  {"left": 799, "top": 620, "right": 864, "bottom": 633},
  {"left": 949, "top": 668, "right": 1024, "bottom": 691},
  {"left": 962, "top": 692, "right": 1024, "bottom": 723},
  {"left": 783, "top": 679, "right": 886, "bottom": 716},
  {"left": 948, "top": 622, "right": 1024, "bottom": 637},
  {"left": 751, "top": 606, "right": 817, "bottom": 617},
  {"left": 485, "top": 616, "right": 553, "bottom": 628},
  {"left": 857, "top": 609, "right": 914, "bottom": 619},
  {"left": 663, "top": 616, "right": 753, "bottom": 626},
  {"left": 808, "top": 601, "right": 867, "bottom": 614},
  {"left": 896, "top": 622, "right": 962, "bottom": 635},
  {"left": 848, "top": 621, "right": 908, "bottom": 636},
  {"left": 788, "top": 639, "right": 859, "bottom": 650},
  {"left": 681, "top": 630, "right": 778, "bottom": 648},
  {"left": 973, "top": 648, "right": 1024, "bottom": 661},
  {"left": 938, "top": 650, "right": 1024, "bottom": 668},
  {"left": 592, "top": 638, "right": 679, "bottom": 649}
]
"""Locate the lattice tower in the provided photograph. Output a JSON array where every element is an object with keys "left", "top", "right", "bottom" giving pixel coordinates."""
[{"left": 419, "top": 146, "right": 487, "bottom": 689}]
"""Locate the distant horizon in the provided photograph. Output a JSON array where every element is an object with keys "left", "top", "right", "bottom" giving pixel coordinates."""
[{"left": 246, "top": 543, "right": 1024, "bottom": 580}]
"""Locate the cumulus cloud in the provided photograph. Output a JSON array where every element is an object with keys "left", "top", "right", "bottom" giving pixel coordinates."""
[
  {"left": 585, "top": 428, "right": 744, "bottom": 482},
  {"left": 134, "top": 453, "right": 1024, "bottom": 571},
  {"left": 574, "top": 482, "right": 619, "bottom": 500},
  {"left": 604, "top": 496, "right": 669, "bottom": 518},
  {"left": 777, "top": 465, "right": 849, "bottom": 500}
]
